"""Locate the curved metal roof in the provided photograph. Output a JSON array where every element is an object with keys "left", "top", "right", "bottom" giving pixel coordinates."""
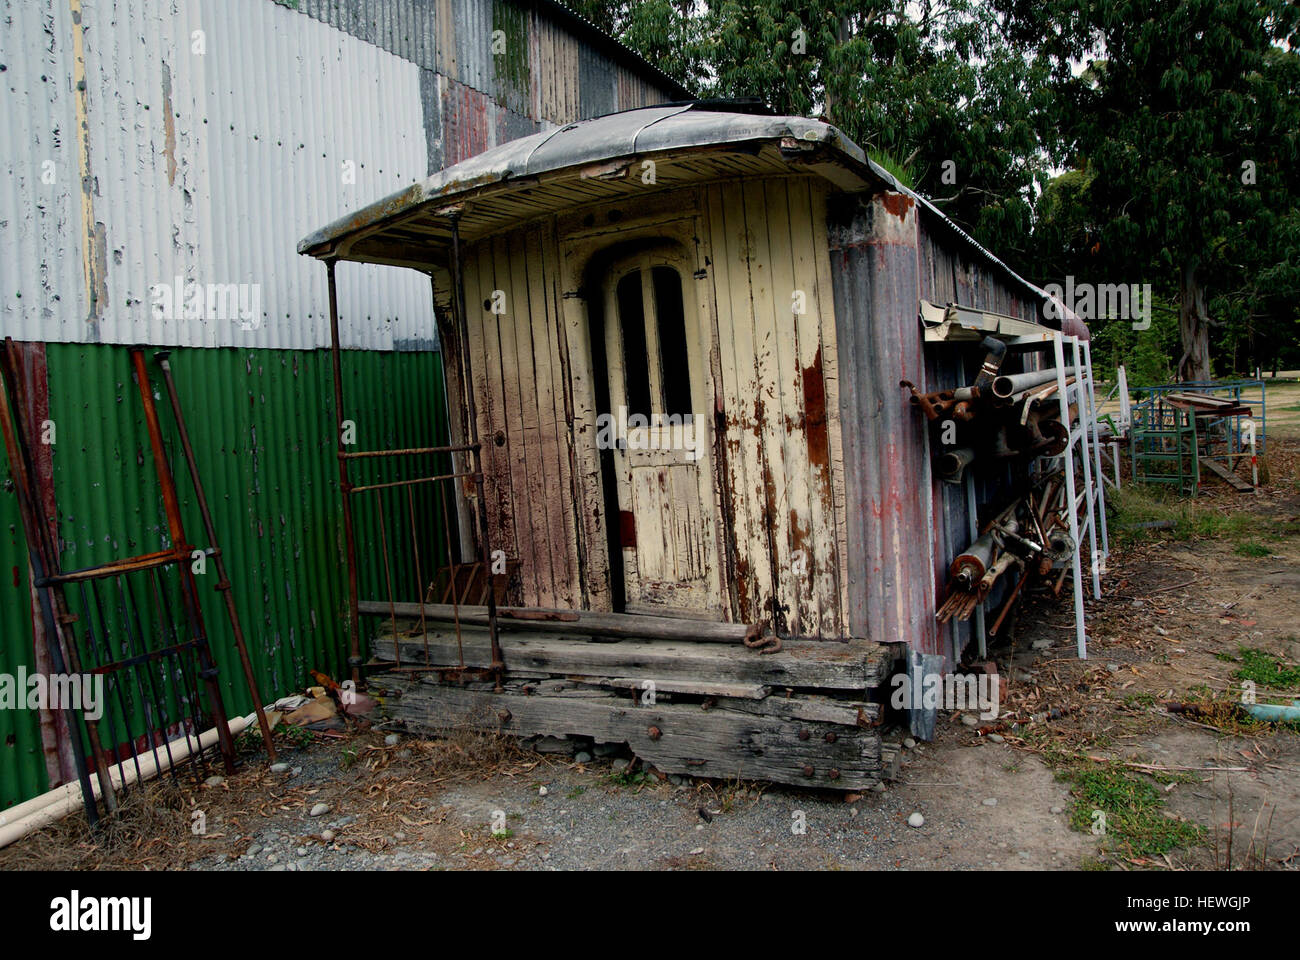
[
  {"left": 297, "top": 104, "right": 865, "bottom": 257},
  {"left": 297, "top": 103, "right": 1073, "bottom": 331}
]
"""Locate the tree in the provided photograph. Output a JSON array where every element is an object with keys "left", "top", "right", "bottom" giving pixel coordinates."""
[
  {"left": 995, "top": 0, "right": 1300, "bottom": 382},
  {"left": 564, "top": 1, "right": 1057, "bottom": 265}
]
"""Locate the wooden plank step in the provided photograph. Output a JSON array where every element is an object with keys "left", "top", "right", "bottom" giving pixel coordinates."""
[
  {"left": 371, "top": 674, "right": 882, "bottom": 790},
  {"left": 371, "top": 625, "right": 892, "bottom": 692},
  {"left": 1201, "top": 457, "right": 1254, "bottom": 492},
  {"left": 360, "top": 600, "right": 757, "bottom": 643}
]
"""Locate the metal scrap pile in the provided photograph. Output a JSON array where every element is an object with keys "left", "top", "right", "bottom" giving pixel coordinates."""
[
  {"left": 901, "top": 335, "right": 1086, "bottom": 634},
  {"left": 937, "top": 470, "right": 1079, "bottom": 633}
]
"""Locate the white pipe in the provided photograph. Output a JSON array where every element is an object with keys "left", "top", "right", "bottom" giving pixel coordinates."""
[{"left": 0, "top": 713, "right": 253, "bottom": 850}]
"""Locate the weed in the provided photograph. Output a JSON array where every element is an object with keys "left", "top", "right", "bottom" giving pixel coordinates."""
[
  {"left": 1235, "top": 647, "right": 1300, "bottom": 690},
  {"left": 1059, "top": 761, "right": 1206, "bottom": 858},
  {"left": 1234, "top": 540, "right": 1271, "bottom": 558}
]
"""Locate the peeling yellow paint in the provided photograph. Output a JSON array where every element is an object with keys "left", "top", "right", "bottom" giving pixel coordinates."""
[{"left": 69, "top": 0, "right": 104, "bottom": 326}]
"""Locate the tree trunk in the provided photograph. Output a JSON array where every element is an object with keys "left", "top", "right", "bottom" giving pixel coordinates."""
[{"left": 1177, "top": 260, "right": 1212, "bottom": 382}]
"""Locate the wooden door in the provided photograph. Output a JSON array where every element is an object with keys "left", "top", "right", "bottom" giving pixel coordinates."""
[{"left": 602, "top": 251, "right": 720, "bottom": 617}]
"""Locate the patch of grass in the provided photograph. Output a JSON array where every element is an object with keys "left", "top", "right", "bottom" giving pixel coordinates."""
[
  {"left": 565, "top": 786, "right": 587, "bottom": 799},
  {"left": 1234, "top": 540, "right": 1271, "bottom": 558},
  {"left": 1079, "top": 855, "right": 1111, "bottom": 871},
  {"left": 1058, "top": 761, "right": 1206, "bottom": 859},
  {"left": 1109, "top": 486, "right": 1251, "bottom": 547},
  {"left": 1235, "top": 647, "right": 1300, "bottom": 690},
  {"left": 277, "top": 724, "right": 315, "bottom": 750},
  {"left": 1263, "top": 520, "right": 1300, "bottom": 542},
  {"left": 1123, "top": 692, "right": 1157, "bottom": 708}
]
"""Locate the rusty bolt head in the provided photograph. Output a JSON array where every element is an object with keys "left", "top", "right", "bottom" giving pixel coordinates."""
[
  {"left": 824, "top": 732, "right": 837, "bottom": 743},
  {"left": 648, "top": 725, "right": 662, "bottom": 740},
  {"left": 798, "top": 728, "right": 810, "bottom": 741},
  {"left": 496, "top": 709, "right": 512, "bottom": 723},
  {"left": 801, "top": 765, "right": 815, "bottom": 777},
  {"left": 828, "top": 768, "right": 840, "bottom": 780}
]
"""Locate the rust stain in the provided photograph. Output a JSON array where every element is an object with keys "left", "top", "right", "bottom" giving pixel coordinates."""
[
  {"left": 161, "top": 63, "right": 177, "bottom": 187},
  {"left": 619, "top": 509, "right": 636, "bottom": 548},
  {"left": 879, "top": 192, "right": 915, "bottom": 219},
  {"left": 801, "top": 344, "right": 829, "bottom": 469}
]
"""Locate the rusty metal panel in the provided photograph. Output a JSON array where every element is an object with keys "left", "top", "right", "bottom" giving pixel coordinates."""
[
  {"left": 442, "top": 75, "right": 495, "bottom": 167},
  {"left": 0, "top": 0, "right": 434, "bottom": 350},
  {"left": 829, "top": 190, "right": 939, "bottom": 654}
]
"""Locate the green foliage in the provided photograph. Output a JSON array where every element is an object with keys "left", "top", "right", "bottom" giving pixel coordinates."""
[
  {"left": 1234, "top": 647, "right": 1300, "bottom": 690},
  {"left": 1088, "top": 304, "right": 1179, "bottom": 387},
  {"left": 1234, "top": 540, "right": 1271, "bottom": 558},
  {"left": 1060, "top": 761, "right": 1207, "bottom": 858}
]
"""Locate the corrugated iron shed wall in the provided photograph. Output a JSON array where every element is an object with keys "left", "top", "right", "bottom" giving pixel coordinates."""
[
  {"left": 0, "top": 344, "right": 448, "bottom": 809},
  {"left": 829, "top": 192, "right": 935, "bottom": 654},
  {"left": 0, "top": 0, "right": 681, "bottom": 808},
  {"left": 0, "top": 0, "right": 682, "bottom": 349}
]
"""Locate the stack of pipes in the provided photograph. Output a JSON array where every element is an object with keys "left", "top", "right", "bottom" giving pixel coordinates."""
[
  {"left": 901, "top": 337, "right": 1078, "bottom": 483},
  {"left": 936, "top": 471, "right": 1078, "bottom": 633}
]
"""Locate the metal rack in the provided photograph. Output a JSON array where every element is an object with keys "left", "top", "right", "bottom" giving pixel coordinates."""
[{"left": 969, "top": 329, "right": 1108, "bottom": 659}]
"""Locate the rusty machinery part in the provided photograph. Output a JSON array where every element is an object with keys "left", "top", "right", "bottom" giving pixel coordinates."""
[
  {"left": 743, "top": 621, "right": 783, "bottom": 655},
  {"left": 899, "top": 379, "right": 982, "bottom": 422}
]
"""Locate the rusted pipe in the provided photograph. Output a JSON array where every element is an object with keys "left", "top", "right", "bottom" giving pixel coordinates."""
[
  {"left": 326, "top": 261, "right": 363, "bottom": 688},
  {"left": 130, "top": 348, "right": 237, "bottom": 774},
  {"left": 155, "top": 352, "right": 276, "bottom": 763}
]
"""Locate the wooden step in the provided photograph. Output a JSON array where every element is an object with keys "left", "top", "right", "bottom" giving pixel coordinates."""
[
  {"left": 371, "top": 624, "right": 894, "bottom": 693},
  {"left": 371, "top": 673, "right": 883, "bottom": 790}
]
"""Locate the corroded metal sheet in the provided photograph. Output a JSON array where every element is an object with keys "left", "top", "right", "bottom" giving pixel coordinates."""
[
  {"left": 829, "top": 190, "right": 937, "bottom": 653},
  {"left": 0, "top": 0, "right": 433, "bottom": 350}
]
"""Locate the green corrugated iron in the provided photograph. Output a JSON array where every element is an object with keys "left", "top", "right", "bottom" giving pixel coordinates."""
[{"left": 0, "top": 343, "right": 449, "bottom": 810}]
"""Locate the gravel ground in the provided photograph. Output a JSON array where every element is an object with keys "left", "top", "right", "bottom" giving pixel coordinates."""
[{"left": 182, "top": 720, "right": 1096, "bottom": 872}]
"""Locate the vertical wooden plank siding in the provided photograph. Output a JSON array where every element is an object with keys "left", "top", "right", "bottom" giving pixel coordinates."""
[
  {"left": 461, "top": 224, "right": 582, "bottom": 607},
  {"left": 703, "top": 178, "right": 844, "bottom": 637}
]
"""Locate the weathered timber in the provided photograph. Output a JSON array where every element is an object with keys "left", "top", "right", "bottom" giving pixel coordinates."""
[
  {"left": 371, "top": 624, "right": 891, "bottom": 691},
  {"left": 603, "top": 678, "right": 771, "bottom": 700},
  {"left": 359, "top": 600, "right": 761, "bottom": 642},
  {"left": 371, "top": 674, "right": 882, "bottom": 789},
  {"left": 717, "top": 693, "right": 881, "bottom": 727},
  {"left": 1201, "top": 457, "right": 1254, "bottom": 493},
  {"left": 880, "top": 742, "right": 902, "bottom": 781}
]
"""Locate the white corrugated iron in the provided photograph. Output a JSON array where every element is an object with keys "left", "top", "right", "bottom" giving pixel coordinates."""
[
  {"left": 1, "top": 0, "right": 432, "bottom": 349},
  {"left": 1, "top": 0, "right": 683, "bottom": 351}
]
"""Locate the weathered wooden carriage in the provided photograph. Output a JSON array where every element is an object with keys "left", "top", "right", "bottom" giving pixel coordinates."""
[{"left": 299, "top": 102, "right": 1080, "bottom": 788}]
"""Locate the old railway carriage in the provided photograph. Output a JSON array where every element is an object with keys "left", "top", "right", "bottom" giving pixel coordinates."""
[{"left": 299, "top": 103, "right": 1065, "bottom": 788}]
